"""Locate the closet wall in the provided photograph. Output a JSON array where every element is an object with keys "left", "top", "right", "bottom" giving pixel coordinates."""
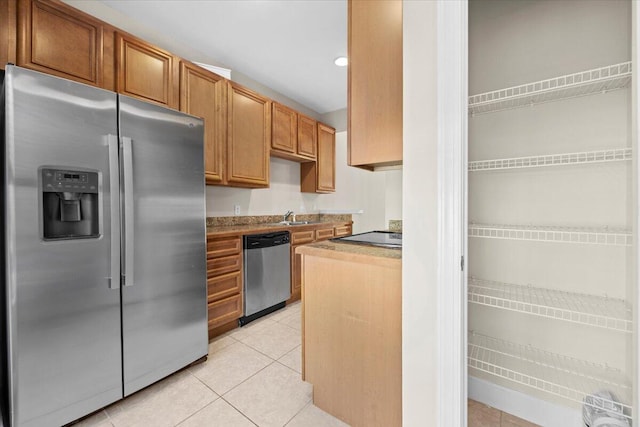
[{"left": 468, "top": 1, "right": 633, "bottom": 425}]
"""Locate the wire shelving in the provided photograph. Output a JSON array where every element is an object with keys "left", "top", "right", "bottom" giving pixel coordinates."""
[
  {"left": 468, "top": 148, "right": 631, "bottom": 172},
  {"left": 468, "top": 278, "right": 631, "bottom": 333},
  {"left": 468, "top": 62, "right": 632, "bottom": 115},
  {"left": 468, "top": 224, "right": 632, "bottom": 246},
  {"left": 468, "top": 332, "right": 632, "bottom": 422}
]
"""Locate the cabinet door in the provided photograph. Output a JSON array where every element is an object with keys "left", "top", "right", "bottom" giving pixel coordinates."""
[
  {"left": 1, "top": 0, "right": 17, "bottom": 69},
  {"left": 17, "top": 0, "right": 104, "bottom": 87},
  {"left": 226, "top": 81, "right": 271, "bottom": 187},
  {"left": 348, "top": 0, "right": 402, "bottom": 168},
  {"left": 116, "top": 32, "right": 178, "bottom": 109},
  {"left": 297, "top": 114, "right": 317, "bottom": 160},
  {"left": 180, "top": 61, "right": 226, "bottom": 184},
  {"left": 316, "top": 123, "right": 336, "bottom": 192},
  {"left": 291, "top": 248, "right": 303, "bottom": 301},
  {"left": 272, "top": 102, "right": 297, "bottom": 155},
  {"left": 300, "top": 123, "right": 336, "bottom": 193}
]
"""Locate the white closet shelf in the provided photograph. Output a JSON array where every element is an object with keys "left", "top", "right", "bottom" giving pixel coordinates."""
[
  {"left": 468, "top": 278, "right": 631, "bottom": 333},
  {"left": 469, "top": 148, "right": 631, "bottom": 171},
  {"left": 468, "top": 62, "right": 632, "bottom": 115},
  {"left": 468, "top": 332, "right": 632, "bottom": 421},
  {"left": 469, "top": 224, "right": 632, "bottom": 246}
]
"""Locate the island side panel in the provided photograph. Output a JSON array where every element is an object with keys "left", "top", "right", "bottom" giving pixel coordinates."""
[{"left": 301, "top": 252, "right": 402, "bottom": 427}]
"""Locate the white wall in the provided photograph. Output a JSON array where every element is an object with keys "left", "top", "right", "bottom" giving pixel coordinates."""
[
  {"left": 206, "top": 131, "right": 401, "bottom": 234},
  {"left": 402, "top": 1, "right": 439, "bottom": 425},
  {"left": 385, "top": 170, "right": 403, "bottom": 226}
]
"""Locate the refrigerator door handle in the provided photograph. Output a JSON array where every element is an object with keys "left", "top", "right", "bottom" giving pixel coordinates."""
[
  {"left": 121, "top": 136, "right": 135, "bottom": 287},
  {"left": 108, "top": 134, "right": 121, "bottom": 289}
]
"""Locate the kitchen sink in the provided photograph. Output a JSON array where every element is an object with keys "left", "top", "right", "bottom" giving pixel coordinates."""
[{"left": 278, "top": 220, "right": 321, "bottom": 226}]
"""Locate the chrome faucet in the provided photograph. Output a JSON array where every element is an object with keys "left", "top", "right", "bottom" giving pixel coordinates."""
[{"left": 283, "top": 210, "right": 294, "bottom": 222}]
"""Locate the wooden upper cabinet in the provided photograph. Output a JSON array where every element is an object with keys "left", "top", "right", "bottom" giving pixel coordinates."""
[
  {"left": 297, "top": 114, "right": 317, "bottom": 160},
  {"left": 180, "top": 61, "right": 226, "bottom": 184},
  {"left": 316, "top": 123, "right": 336, "bottom": 192},
  {"left": 0, "top": 0, "right": 17, "bottom": 70},
  {"left": 116, "top": 32, "right": 179, "bottom": 109},
  {"left": 271, "top": 103, "right": 317, "bottom": 162},
  {"left": 16, "top": 0, "right": 105, "bottom": 87},
  {"left": 301, "top": 122, "right": 335, "bottom": 193},
  {"left": 226, "top": 81, "right": 271, "bottom": 187},
  {"left": 348, "top": 0, "right": 402, "bottom": 169},
  {"left": 271, "top": 102, "right": 298, "bottom": 155}
]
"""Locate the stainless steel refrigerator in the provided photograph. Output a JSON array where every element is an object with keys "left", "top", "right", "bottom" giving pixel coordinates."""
[{"left": 0, "top": 65, "right": 208, "bottom": 427}]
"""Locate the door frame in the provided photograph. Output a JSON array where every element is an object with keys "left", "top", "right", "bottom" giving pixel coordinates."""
[
  {"left": 436, "top": 1, "right": 468, "bottom": 425},
  {"left": 437, "top": 1, "right": 640, "bottom": 424},
  {"left": 633, "top": 0, "right": 639, "bottom": 420}
]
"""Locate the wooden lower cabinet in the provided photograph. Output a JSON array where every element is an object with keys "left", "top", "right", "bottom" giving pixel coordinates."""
[
  {"left": 207, "top": 235, "right": 243, "bottom": 336},
  {"left": 315, "top": 227, "right": 335, "bottom": 241},
  {"left": 334, "top": 224, "right": 352, "bottom": 237},
  {"left": 208, "top": 294, "right": 242, "bottom": 330},
  {"left": 207, "top": 271, "right": 242, "bottom": 302},
  {"left": 301, "top": 246, "right": 402, "bottom": 427},
  {"left": 289, "top": 224, "right": 351, "bottom": 302}
]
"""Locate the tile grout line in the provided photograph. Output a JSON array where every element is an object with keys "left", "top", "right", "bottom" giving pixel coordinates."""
[
  {"left": 176, "top": 307, "right": 302, "bottom": 427},
  {"left": 172, "top": 397, "right": 221, "bottom": 427},
  {"left": 217, "top": 359, "right": 279, "bottom": 397},
  {"left": 218, "top": 395, "right": 260, "bottom": 427},
  {"left": 282, "top": 401, "right": 313, "bottom": 427}
]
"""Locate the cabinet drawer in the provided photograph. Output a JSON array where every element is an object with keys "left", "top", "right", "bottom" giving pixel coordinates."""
[
  {"left": 208, "top": 271, "right": 242, "bottom": 303},
  {"left": 207, "top": 253, "right": 242, "bottom": 277},
  {"left": 315, "top": 228, "right": 335, "bottom": 241},
  {"left": 334, "top": 225, "right": 352, "bottom": 237},
  {"left": 208, "top": 294, "right": 242, "bottom": 329},
  {"left": 207, "top": 236, "right": 242, "bottom": 258},
  {"left": 291, "top": 230, "right": 315, "bottom": 245}
]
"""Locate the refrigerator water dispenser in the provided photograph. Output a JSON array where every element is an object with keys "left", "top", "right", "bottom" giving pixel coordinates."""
[{"left": 41, "top": 168, "right": 99, "bottom": 239}]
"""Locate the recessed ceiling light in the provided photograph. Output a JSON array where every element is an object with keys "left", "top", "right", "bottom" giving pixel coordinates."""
[{"left": 334, "top": 57, "right": 348, "bottom": 67}]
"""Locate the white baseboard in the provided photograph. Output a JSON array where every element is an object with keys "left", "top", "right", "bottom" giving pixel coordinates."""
[{"left": 468, "top": 376, "right": 583, "bottom": 427}]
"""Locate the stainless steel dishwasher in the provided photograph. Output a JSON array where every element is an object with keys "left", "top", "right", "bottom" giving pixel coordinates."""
[{"left": 240, "top": 231, "right": 291, "bottom": 325}]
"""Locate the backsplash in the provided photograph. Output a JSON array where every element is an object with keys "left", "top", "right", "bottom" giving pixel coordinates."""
[
  {"left": 206, "top": 214, "right": 353, "bottom": 227},
  {"left": 388, "top": 220, "right": 402, "bottom": 232}
]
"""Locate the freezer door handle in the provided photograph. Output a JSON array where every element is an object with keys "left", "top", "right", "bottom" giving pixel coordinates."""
[
  {"left": 107, "top": 134, "right": 121, "bottom": 289},
  {"left": 121, "top": 136, "right": 135, "bottom": 287}
]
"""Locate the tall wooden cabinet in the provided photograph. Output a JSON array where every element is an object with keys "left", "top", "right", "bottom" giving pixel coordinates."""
[
  {"left": 16, "top": 0, "right": 107, "bottom": 88},
  {"left": 180, "top": 61, "right": 226, "bottom": 184},
  {"left": 301, "top": 123, "right": 335, "bottom": 193},
  {"left": 116, "top": 32, "right": 179, "bottom": 109},
  {"left": 226, "top": 81, "right": 271, "bottom": 188},
  {"left": 348, "top": 0, "right": 402, "bottom": 169}
]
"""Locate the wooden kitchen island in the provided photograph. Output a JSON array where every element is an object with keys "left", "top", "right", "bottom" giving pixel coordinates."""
[{"left": 297, "top": 241, "right": 402, "bottom": 427}]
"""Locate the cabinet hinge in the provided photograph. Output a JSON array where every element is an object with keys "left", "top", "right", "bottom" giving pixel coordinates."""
[{"left": 460, "top": 256, "right": 465, "bottom": 271}]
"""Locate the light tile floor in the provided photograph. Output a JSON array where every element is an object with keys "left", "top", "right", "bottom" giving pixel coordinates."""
[
  {"left": 76, "top": 301, "right": 348, "bottom": 427},
  {"left": 468, "top": 399, "right": 540, "bottom": 427},
  {"left": 76, "top": 301, "right": 539, "bottom": 427}
]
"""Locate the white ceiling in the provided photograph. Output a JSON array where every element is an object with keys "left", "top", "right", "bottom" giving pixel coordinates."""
[{"left": 99, "top": 0, "right": 348, "bottom": 115}]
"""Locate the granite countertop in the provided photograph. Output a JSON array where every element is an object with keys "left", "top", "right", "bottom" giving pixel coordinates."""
[
  {"left": 297, "top": 240, "right": 402, "bottom": 260},
  {"left": 206, "top": 220, "right": 352, "bottom": 238}
]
